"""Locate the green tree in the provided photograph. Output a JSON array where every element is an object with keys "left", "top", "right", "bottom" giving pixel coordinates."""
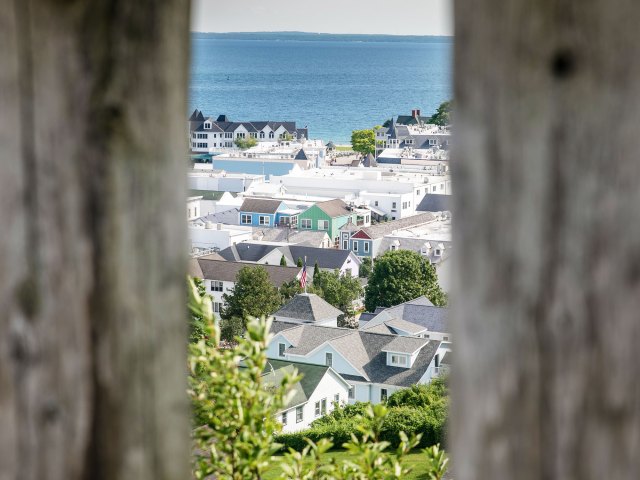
[
  {"left": 313, "top": 260, "right": 320, "bottom": 277},
  {"left": 428, "top": 100, "right": 452, "bottom": 126},
  {"left": 280, "top": 255, "right": 287, "bottom": 266},
  {"left": 314, "top": 270, "right": 363, "bottom": 327},
  {"left": 364, "top": 250, "right": 446, "bottom": 312},
  {"left": 351, "top": 129, "right": 375, "bottom": 155},
  {"left": 189, "top": 277, "right": 209, "bottom": 343},
  {"left": 279, "top": 278, "right": 320, "bottom": 303},
  {"left": 359, "top": 257, "right": 372, "bottom": 278},
  {"left": 234, "top": 136, "right": 258, "bottom": 150},
  {"left": 221, "top": 266, "right": 281, "bottom": 327},
  {"left": 297, "top": 257, "right": 303, "bottom": 267}
]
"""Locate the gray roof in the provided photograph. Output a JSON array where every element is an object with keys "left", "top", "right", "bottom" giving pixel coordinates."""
[
  {"left": 274, "top": 293, "right": 344, "bottom": 322},
  {"left": 193, "top": 208, "right": 240, "bottom": 225},
  {"left": 315, "top": 199, "right": 352, "bottom": 218},
  {"left": 362, "top": 296, "right": 449, "bottom": 335},
  {"left": 416, "top": 194, "right": 452, "bottom": 213},
  {"left": 253, "top": 229, "right": 330, "bottom": 247},
  {"left": 377, "top": 237, "right": 452, "bottom": 266},
  {"left": 270, "top": 321, "right": 441, "bottom": 387},
  {"left": 352, "top": 212, "right": 436, "bottom": 239},
  {"left": 240, "top": 198, "right": 283, "bottom": 214},
  {"left": 382, "top": 335, "right": 429, "bottom": 354},
  {"left": 294, "top": 149, "right": 308, "bottom": 160},
  {"left": 193, "top": 259, "right": 300, "bottom": 287}
]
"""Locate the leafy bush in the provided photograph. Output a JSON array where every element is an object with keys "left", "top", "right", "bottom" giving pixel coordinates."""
[
  {"left": 311, "top": 402, "right": 371, "bottom": 427},
  {"left": 386, "top": 376, "right": 448, "bottom": 408}
]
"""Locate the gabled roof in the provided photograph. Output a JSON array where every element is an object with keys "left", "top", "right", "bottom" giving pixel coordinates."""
[
  {"left": 253, "top": 229, "right": 330, "bottom": 247},
  {"left": 270, "top": 320, "right": 441, "bottom": 387},
  {"left": 240, "top": 198, "right": 284, "bottom": 214},
  {"left": 384, "top": 317, "right": 428, "bottom": 335},
  {"left": 315, "top": 199, "right": 351, "bottom": 218},
  {"left": 288, "top": 245, "right": 359, "bottom": 270},
  {"left": 274, "top": 293, "right": 344, "bottom": 322},
  {"left": 361, "top": 296, "right": 449, "bottom": 335},
  {"left": 218, "top": 243, "right": 278, "bottom": 262},
  {"left": 294, "top": 149, "right": 308, "bottom": 160},
  {"left": 192, "top": 208, "right": 240, "bottom": 225},
  {"left": 261, "top": 360, "right": 345, "bottom": 410},
  {"left": 193, "top": 259, "right": 300, "bottom": 287}
]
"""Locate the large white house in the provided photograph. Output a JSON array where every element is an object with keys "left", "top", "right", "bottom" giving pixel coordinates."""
[
  {"left": 262, "top": 359, "right": 350, "bottom": 433},
  {"left": 267, "top": 294, "right": 447, "bottom": 405}
]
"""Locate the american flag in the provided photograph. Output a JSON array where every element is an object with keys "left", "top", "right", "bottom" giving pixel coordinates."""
[{"left": 298, "top": 262, "right": 307, "bottom": 290}]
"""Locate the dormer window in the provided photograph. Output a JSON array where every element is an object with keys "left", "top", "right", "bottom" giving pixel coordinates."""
[
  {"left": 278, "top": 343, "right": 286, "bottom": 357},
  {"left": 269, "top": 131, "right": 275, "bottom": 139},
  {"left": 204, "top": 123, "right": 211, "bottom": 129},
  {"left": 325, "top": 352, "right": 333, "bottom": 367},
  {"left": 389, "top": 354, "right": 407, "bottom": 367}
]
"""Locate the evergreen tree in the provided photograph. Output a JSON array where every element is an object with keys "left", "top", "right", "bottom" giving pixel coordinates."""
[
  {"left": 280, "top": 255, "right": 287, "bottom": 266},
  {"left": 313, "top": 260, "right": 320, "bottom": 276},
  {"left": 297, "top": 257, "right": 303, "bottom": 267}
]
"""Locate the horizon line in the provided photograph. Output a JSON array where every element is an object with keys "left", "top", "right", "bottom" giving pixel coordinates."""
[{"left": 191, "top": 30, "right": 454, "bottom": 38}]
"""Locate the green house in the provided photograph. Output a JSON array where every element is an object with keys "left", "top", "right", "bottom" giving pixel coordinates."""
[{"left": 298, "top": 199, "right": 357, "bottom": 242}]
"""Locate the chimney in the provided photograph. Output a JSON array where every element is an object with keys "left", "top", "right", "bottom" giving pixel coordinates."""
[{"left": 412, "top": 108, "right": 421, "bottom": 118}]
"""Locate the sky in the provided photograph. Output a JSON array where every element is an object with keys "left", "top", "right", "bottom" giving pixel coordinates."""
[{"left": 191, "top": 0, "right": 453, "bottom": 36}]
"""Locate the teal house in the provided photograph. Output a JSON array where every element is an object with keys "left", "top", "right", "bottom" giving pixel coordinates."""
[{"left": 298, "top": 199, "right": 357, "bottom": 242}]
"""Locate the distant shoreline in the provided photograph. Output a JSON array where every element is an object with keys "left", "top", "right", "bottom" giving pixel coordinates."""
[{"left": 191, "top": 31, "right": 453, "bottom": 44}]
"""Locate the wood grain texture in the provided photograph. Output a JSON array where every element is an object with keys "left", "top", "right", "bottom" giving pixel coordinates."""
[
  {"left": 0, "top": 1, "right": 191, "bottom": 479},
  {"left": 452, "top": 1, "right": 640, "bottom": 479}
]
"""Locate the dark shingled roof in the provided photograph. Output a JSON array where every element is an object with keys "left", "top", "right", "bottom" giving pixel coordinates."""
[
  {"left": 218, "top": 243, "right": 277, "bottom": 262},
  {"left": 361, "top": 296, "right": 449, "bottom": 335},
  {"left": 355, "top": 212, "right": 436, "bottom": 239},
  {"left": 416, "top": 194, "right": 451, "bottom": 213},
  {"left": 294, "top": 149, "right": 308, "bottom": 160},
  {"left": 193, "top": 259, "right": 300, "bottom": 287},
  {"left": 274, "top": 293, "right": 344, "bottom": 323},
  {"left": 240, "top": 198, "right": 283, "bottom": 214}
]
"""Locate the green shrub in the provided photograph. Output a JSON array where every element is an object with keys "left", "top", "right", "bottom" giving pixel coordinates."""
[
  {"left": 311, "top": 401, "right": 371, "bottom": 427},
  {"left": 386, "top": 376, "right": 448, "bottom": 408}
]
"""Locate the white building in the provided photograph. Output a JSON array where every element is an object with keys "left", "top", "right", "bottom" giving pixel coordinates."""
[
  {"left": 188, "top": 167, "right": 265, "bottom": 193},
  {"left": 188, "top": 222, "right": 253, "bottom": 253},
  {"left": 267, "top": 294, "right": 448, "bottom": 405},
  {"left": 187, "top": 196, "right": 202, "bottom": 221},
  {"left": 262, "top": 359, "right": 350, "bottom": 433},
  {"left": 267, "top": 167, "right": 451, "bottom": 220}
]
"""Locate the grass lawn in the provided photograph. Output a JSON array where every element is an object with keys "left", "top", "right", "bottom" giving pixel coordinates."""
[
  {"left": 335, "top": 145, "right": 354, "bottom": 151},
  {"left": 263, "top": 449, "right": 433, "bottom": 480}
]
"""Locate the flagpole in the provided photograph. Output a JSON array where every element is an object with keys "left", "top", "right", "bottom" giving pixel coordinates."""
[{"left": 304, "top": 256, "right": 307, "bottom": 294}]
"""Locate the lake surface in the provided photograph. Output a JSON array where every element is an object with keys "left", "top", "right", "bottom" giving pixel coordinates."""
[{"left": 189, "top": 33, "right": 453, "bottom": 144}]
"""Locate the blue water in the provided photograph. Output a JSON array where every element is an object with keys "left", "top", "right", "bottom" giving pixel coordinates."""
[{"left": 189, "top": 33, "right": 453, "bottom": 144}]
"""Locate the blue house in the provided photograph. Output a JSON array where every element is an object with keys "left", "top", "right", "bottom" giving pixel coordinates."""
[{"left": 239, "top": 198, "right": 299, "bottom": 227}]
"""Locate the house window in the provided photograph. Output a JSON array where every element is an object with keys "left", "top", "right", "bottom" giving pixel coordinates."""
[
  {"left": 433, "top": 186, "right": 437, "bottom": 192},
  {"left": 374, "top": 201, "right": 379, "bottom": 206},
  {"left": 380, "top": 389, "right": 388, "bottom": 402},
  {"left": 282, "top": 411, "right": 288, "bottom": 426},
  {"left": 301, "top": 219, "right": 312, "bottom": 229},
  {"left": 241, "top": 214, "right": 251, "bottom": 224},
  {"left": 269, "top": 131, "right": 275, "bottom": 138},
  {"left": 321, "top": 398, "right": 327, "bottom": 414},
  {"left": 348, "top": 386, "right": 355, "bottom": 399},
  {"left": 352, "top": 242, "right": 358, "bottom": 252},
  {"left": 204, "top": 123, "right": 211, "bottom": 129},
  {"left": 435, "top": 249, "right": 441, "bottom": 256},
  {"left": 390, "top": 354, "right": 407, "bottom": 366},
  {"left": 211, "top": 281, "right": 223, "bottom": 292},
  {"left": 213, "top": 302, "right": 222, "bottom": 313},
  {"left": 343, "top": 240, "right": 348, "bottom": 249},
  {"left": 334, "top": 394, "right": 340, "bottom": 404},
  {"left": 318, "top": 220, "right": 329, "bottom": 230},
  {"left": 416, "top": 189, "right": 420, "bottom": 195},
  {"left": 236, "top": 132, "right": 246, "bottom": 138},
  {"left": 314, "top": 401, "right": 320, "bottom": 417},
  {"left": 392, "top": 202, "right": 397, "bottom": 209},
  {"left": 364, "top": 242, "right": 370, "bottom": 253},
  {"left": 443, "top": 336, "right": 450, "bottom": 341},
  {"left": 440, "top": 184, "right": 444, "bottom": 190},
  {"left": 259, "top": 216, "right": 270, "bottom": 226},
  {"left": 325, "top": 352, "right": 333, "bottom": 367},
  {"left": 296, "top": 406, "right": 303, "bottom": 423},
  {"left": 225, "top": 132, "right": 233, "bottom": 138},
  {"left": 260, "top": 131, "right": 265, "bottom": 138},
  {"left": 278, "top": 343, "right": 286, "bottom": 358},
  {"left": 250, "top": 132, "right": 257, "bottom": 138}
]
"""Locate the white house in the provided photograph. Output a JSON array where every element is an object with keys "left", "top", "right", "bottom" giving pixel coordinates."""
[
  {"left": 189, "top": 257, "right": 303, "bottom": 314},
  {"left": 188, "top": 222, "right": 253, "bottom": 253},
  {"left": 187, "top": 196, "right": 202, "bottom": 221},
  {"left": 268, "top": 311, "right": 447, "bottom": 404},
  {"left": 262, "top": 359, "right": 350, "bottom": 433}
]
